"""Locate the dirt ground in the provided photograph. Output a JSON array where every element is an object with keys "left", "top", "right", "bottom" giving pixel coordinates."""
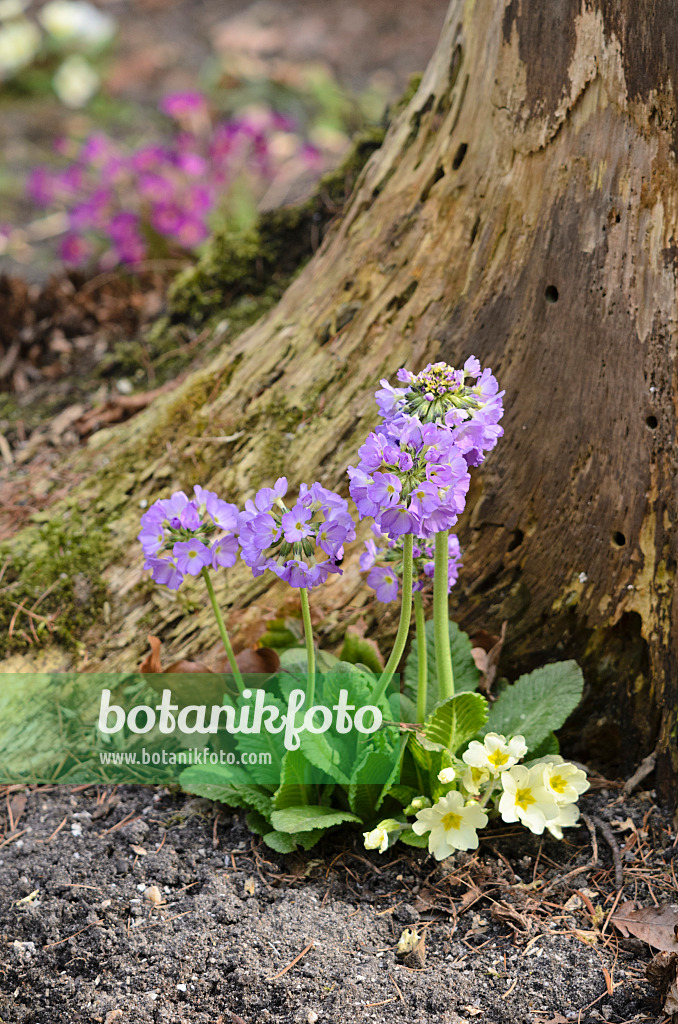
[{"left": 0, "top": 781, "right": 673, "bottom": 1023}]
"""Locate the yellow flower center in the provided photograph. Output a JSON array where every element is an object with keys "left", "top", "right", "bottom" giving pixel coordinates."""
[
  {"left": 441, "top": 811, "right": 462, "bottom": 831},
  {"left": 550, "top": 774, "right": 567, "bottom": 794},
  {"left": 515, "top": 787, "right": 535, "bottom": 811},
  {"left": 488, "top": 748, "right": 509, "bottom": 768}
]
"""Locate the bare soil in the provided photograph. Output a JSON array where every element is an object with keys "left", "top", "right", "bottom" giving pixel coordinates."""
[{"left": 0, "top": 782, "right": 671, "bottom": 1023}]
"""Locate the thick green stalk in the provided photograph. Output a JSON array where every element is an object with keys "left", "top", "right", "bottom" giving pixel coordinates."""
[
  {"left": 299, "top": 587, "right": 316, "bottom": 709},
  {"left": 433, "top": 530, "right": 455, "bottom": 700},
  {"left": 371, "top": 533, "right": 414, "bottom": 707},
  {"left": 414, "top": 589, "right": 428, "bottom": 724},
  {"left": 201, "top": 567, "right": 244, "bottom": 694}
]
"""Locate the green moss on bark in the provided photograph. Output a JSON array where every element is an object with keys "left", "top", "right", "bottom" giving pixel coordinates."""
[
  {"left": 168, "top": 127, "right": 386, "bottom": 326},
  {"left": 0, "top": 507, "right": 108, "bottom": 656}
]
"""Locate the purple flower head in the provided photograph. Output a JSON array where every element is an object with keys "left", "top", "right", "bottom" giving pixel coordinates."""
[
  {"left": 348, "top": 420, "right": 470, "bottom": 537},
  {"left": 377, "top": 358, "right": 504, "bottom": 465},
  {"left": 160, "top": 91, "right": 208, "bottom": 120},
  {"left": 239, "top": 481, "right": 355, "bottom": 590},
  {"left": 139, "top": 485, "right": 241, "bottom": 590},
  {"left": 361, "top": 526, "right": 462, "bottom": 601}
]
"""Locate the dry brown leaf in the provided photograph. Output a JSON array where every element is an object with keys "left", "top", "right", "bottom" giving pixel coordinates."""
[
  {"left": 542, "top": 1015, "right": 568, "bottom": 1024},
  {"left": 130, "top": 844, "right": 147, "bottom": 856},
  {"left": 490, "top": 900, "right": 531, "bottom": 934},
  {"left": 611, "top": 902, "right": 678, "bottom": 951},
  {"left": 470, "top": 621, "right": 507, "bottom": 694},
  {"left": 7, "top": 792, "right": 27, "bottom": 832}
]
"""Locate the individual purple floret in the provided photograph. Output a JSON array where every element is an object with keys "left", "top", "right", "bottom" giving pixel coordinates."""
[
  {"left": 361, "top": 526, "right": 462, "bottom": 602},
  {"left": 238, "top": 478, "right": 355, "bottom": 590},
  {"left": 375, "top": 357, "right": 504, "bottom": 467},
  {"left": 138, "top": 486, "right": 240, "bottom": 590},
  {"left": 347, "top": 419, "right": 470, "bottom": 537}
]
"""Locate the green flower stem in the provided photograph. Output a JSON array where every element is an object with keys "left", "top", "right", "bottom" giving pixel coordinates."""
[
  {"left": 299, "top": 587, "right": 316, "bottom": 709},
  {"left": 434, "top": 529, "right": 455, "bottom": 700},
  {"left": 201, "top": 567, "right": 244, "bottom": 694},
  {"left": 414, "top": 589, "right": 428, "bottom": 724},
  {"left": 479, "top": 780, "right": 498, "bottom": 809},
  {"left": 371, "top": 532, "right": 414, "bottom": 707}
]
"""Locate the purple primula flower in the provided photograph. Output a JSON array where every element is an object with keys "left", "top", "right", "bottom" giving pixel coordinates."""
[
  {"left": 368, "top": 566, "right": 400, "bottom": 603},
  {"left": 361, "top": 526, "right": 462, "bottom": 601},
  {"left": 239, "top": 481, "right": 355, "bottom": 590},
  {"left": 376, "top": 358, "right": 504, "bottom": 466},
  {"left": 139, "top": 485, "right": 241, "bottom": 590},
  {"left": 281, "top": 504, "right": 313, "bottom": 543},
  {"left": 348, "top": 420, "right": 470, "bottom": 537},
  {"left": 174, "top": 539, "right": 212, "bottom": 576}
]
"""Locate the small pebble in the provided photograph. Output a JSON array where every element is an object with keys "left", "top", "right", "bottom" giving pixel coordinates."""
[{"left": 145, "top": 885, "right": 162, "bottom": 905}]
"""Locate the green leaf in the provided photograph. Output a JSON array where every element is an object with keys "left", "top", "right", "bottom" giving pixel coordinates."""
[
  {"left": 273, "top": 748, "right": 314, "bottom": 809},
  {"left": 296, "top": 827, "right": 329, "bottom": 850},
  {"left": 528, "top": 732, "right": 560, "bottom": 761},
  {"left": 279, "top": 647, "right": 339, "bottom": 673},
  {"left": 385, "top": 784, "right": 419, "bottom": 808},
  {"left": 404, "top": 619, "right": 480, "bottom": 721},
  {"left": 179, "top": 768, "right": 274, "bottom": 818},
  {"left": 246, "top": 809, "right": 271, "bottom": 835},
  {"left": 400, "top": 829, "right": 429, "bottom": 848},
  {"left": 339, "top": 630, "right": 384, "bottom": 676},
  {"left": 270, "top": 805, "right": 361, "bottom": 833},
  {"left": 484, "top": 661, "right": 584, "bottom": 751},
  {"left": 263, "top": 829, "right": 298, "bottom": 853},
  {"left": 423, "top": 692, "right": 489, "bottom": 755},
  {"left": 299, "top": 730, "right": 351, "bottom": 785}
]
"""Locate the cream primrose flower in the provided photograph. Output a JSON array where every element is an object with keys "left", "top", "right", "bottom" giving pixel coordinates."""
[
  {"left": 363, "top": 826, "right": 389, "bottom": 854},
  {"left": 460, "top": 764, "right": 491, "bottom": 796},
  {"left": 39, "top": 1, "right": 115, "bottom": 47},
  {"left": 498, "top": 764, "right": 560, "bottom": 834},
  {"left": 53, "top": 53, "right": 99, "bottom": 107},
  {"left": 462, "top": 733, "right": 527, "bottom": 777},
  {"left": 437, "top": 766, "right": 456, "bottom": 785},
  {"left": 404, "top": 795, "right": 431, "bottom": 815},
  {"left": 546, "top": 801, "right": 580, "bottom": 840},
  {"left": 0, "top": 18, "right": 40, "bottom": 77},
  {"left": 541, "top": 760, "right": 590, "bottom": 804},
  {"left": 412, "top": 791, "right": 488, "bottom": 860}
]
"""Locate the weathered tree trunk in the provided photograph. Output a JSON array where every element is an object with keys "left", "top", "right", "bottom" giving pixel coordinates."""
[{"left": 8, "top": 1, "right": 678, "bottom": 794}]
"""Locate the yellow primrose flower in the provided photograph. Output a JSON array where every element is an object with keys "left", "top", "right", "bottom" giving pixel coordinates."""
[
  {"left": 461, "top": 764, "right": 491, "bottom": 795},
  {"left": 546, "top": 801, "right": 580, "bottom": 839},
  {"left": 541, "top": 760, "right": 589, "bottom": 804},
  {"left": 437, "top": 766, "right": 456, "bottom": 784},
  {"left": 412, "top": 791, "right": 488, "bottom": 860},
  {"left": 462, "top": 732, "right": 527, "bottom": 777},
  {"left": 363, "top": 825, "right": 389, "bottom": 853},
  {"left": 498, "top": 764, "right": 560, "bottom": 834}
]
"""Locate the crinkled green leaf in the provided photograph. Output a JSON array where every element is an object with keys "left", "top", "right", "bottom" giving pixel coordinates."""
[
  {"left": 423, "top": 692, "right": 488, "bottom": 754},
  {"left": 246, "top": 809, "right": 271, "bottom": 835},
  {"left": 263, "top": 829, "right": 298, "bottom": 853},
  {"left": 399, "top": 829, "right": 429, "bottom": 848},
  {"left": 340, "top": 631, "right": 384, "bottom": 676},
  {"left": 270, "top": 805, "right": 361, "bottom": 833},
  {"left": 179, "top": 769, "right": 273, "bottom": 817},
  {"left": 272, "top": 748, "right": 313, "bottom": 809},
  {"left": 483, "top": 661, "right": 584, "bottom": 751},
  {"left": 299, "top": 730, "right": 351, "bottom": 785}
]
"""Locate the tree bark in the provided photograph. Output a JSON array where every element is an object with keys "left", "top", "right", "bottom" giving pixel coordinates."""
[{"left": 8, "top": 0, "right": 678, "bottom": 794}]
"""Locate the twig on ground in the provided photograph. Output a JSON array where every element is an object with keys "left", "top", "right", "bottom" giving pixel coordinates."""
[
  {"left": 541, "top": 814, "right": 598, "bottom": 895},
  {"left": 623, "top": 749, "right": 657, "bottom": 796},
  {"left": 593, "top": 815, "right": 624, "bottom": 889},
  {"left": 267, "top": 939, "right": 316, "bottom": 981}
]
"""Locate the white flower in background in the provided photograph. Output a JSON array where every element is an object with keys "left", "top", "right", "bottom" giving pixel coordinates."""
[
  {"left": 53, "top": 53, "right": 99, "bottom": 107},
  {"left": 363, "top": 826, "right": 389, "bottom": 854},
  {"left": 39, "top": 0, "right": 115, "bottom": 48},
  {"left": 498, "top": 764, "right": 560, "bottom": 834},
  {"left": 461, "top": 764, "right": 491, "bottom": 795},
  {"left": 0, "top": 0, "right": 28, "bottom": 20},
  {"left": 463, "top": 732, "right": 527, "bottom": 777},
  {"left": 546, "top": 800, "right": 580, "bottom": 840},
  {"left": 541, "top": 760, "right": 590, "bottom": 804},
  {"left": 0, "top": 18, "right": 40, "bottom": 78},
  {"left": 412, "top": 790, "right": 488, "bottom": 860},
  {"left": 437, "top": 766, "right": 456, "bottom": 785}
]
